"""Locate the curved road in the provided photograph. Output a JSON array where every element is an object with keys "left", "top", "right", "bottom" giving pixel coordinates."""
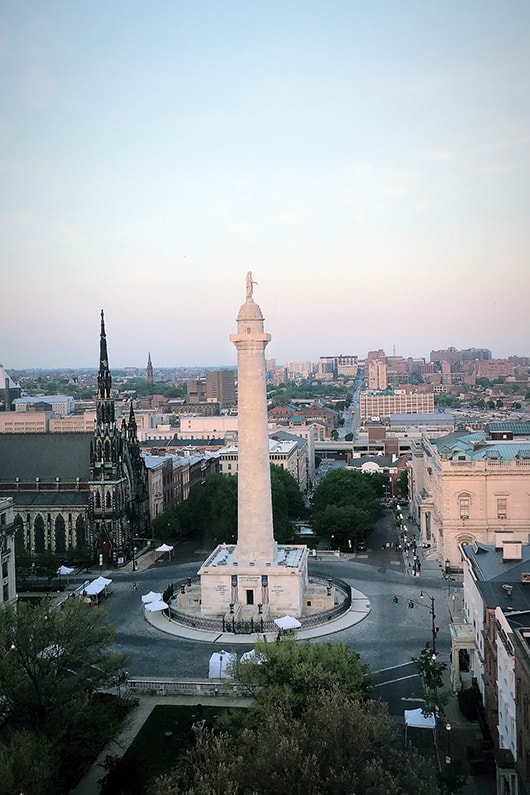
[{"left": 98, "top": 511, "right": 454, "bottom": 717}]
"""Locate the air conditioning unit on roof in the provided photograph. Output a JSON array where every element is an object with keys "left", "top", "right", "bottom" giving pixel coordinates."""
[{"left": 521, "top": 573, "right": 530, "bottom": 584}]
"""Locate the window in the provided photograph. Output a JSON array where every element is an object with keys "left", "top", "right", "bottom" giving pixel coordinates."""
[
  {"left": 497, "top": 498, "right": 507, "bottom": 520},
  {"left": 459, "top": 498, "right": 470, "bottom": 520}
]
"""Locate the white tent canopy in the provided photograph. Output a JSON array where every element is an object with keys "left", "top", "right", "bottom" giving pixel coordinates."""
[
  {"left": 274, "top": 615, "right": 302, "bottom": 630},
  {"left": 141, "top": 591, "right": 163, "bottom": 604},
  {"left": 144, "top": 599, "right": 169, "bottom": 612},
  {"left": 84, "top": 576, "right": 112, "bottom": 596},
  {"left": 240, "top": 649, "right": 266, "bottom": 664},
  {"left": 404, "top": 709, "right": 436, "bottom": 729},
  {"left": 404, "top": 709, "right": 436, "bottom": 746},
  {"left": 155, "top": 544, "right": 174, "bottom": 553},
  {"left": 208, "top": 650, "right": 237, "bottom": 679},
  {"left": 57, "top": 565, "right": 74, "bottom": 576}
]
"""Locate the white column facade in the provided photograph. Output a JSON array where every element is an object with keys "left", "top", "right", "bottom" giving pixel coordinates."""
[{"left": 230, "top": 290, "right": 277, "bottom": 563}]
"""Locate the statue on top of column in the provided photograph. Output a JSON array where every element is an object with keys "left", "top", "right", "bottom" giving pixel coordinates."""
[{"left": 246, "top": 271, "right": 258, "bottom": 300}]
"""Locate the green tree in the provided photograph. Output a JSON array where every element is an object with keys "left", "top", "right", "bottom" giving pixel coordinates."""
[
  {"left": 152, "top": 467, "right": 305, "bottom": 546},
  {"left": 311, "top": 468, "right": 382, "bottom": 545},
  {"left": 0, "top": 599, "right": 127, "bottom": 732},
  {"left": 237, "top": 639, "right": 374, "bottom": 714},
  {"left": 270, "top": 464, "right": 305, "bottom": 518},
  {"left": 149, "top": 688, "right": 437, "bottom": 795},
  {"left": 412, "top": 644, "right": 449, "bottom": 719},
  {"left": 0, "top": 729, "right": 58, "bottom": 795},
  {"left": 311, "top": 504, "right": 372, "bottom": 549}
]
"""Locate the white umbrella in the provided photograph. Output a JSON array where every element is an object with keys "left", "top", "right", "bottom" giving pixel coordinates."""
[
  {"left": 141, "top": 591, "right": 163, "bottom": 604},
  {"left": 274, "top": 615, "right": 302, "bottom": 630},
  {"left": 144, "top": 599, "right": 169, "bottom": 612}
]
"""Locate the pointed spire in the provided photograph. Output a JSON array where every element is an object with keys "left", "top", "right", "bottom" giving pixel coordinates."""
[
  {"left": 128, "top": 401, "right": 138, "bottom": 440},
  {"left": 146, "top": 351, "right": 154, "bottom": 383},
  {"left": 96, "top": 310, "right": 114, "bottom": 420}
]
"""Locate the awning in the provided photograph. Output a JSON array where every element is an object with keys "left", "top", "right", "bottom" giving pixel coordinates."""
[
  {"left": 84, "top": 576, "right": 113, "bottom": 596},
  {"left": 404, "top": 709, "right": 436, "bottom": 729},
  {"left": 144, "top": 600, "right": 169, "bottom": 612},
  {"left": 141, "top": 591, "right": 163, "bottom": 604},
  {"left": 274, "top": 615, "right": 302, "bottom": 630},
  {"left": 404, "top": 708, "right": 436, "bottom": 746},
  {"left": 155, "top": 544, "right": 174, "bottom": 553}
]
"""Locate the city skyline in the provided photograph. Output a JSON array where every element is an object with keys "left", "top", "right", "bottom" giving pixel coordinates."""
[{"left": 2, "top": 2, "right": 530, "bottom": 368}]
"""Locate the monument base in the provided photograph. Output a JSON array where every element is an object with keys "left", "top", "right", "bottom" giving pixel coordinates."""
[{"left": 198, "top": 543, "right": 312, "bottom": 618}]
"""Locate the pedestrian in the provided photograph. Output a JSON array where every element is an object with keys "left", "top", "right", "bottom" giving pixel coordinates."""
[{"left": 133, "top": 582, "right": 137, "bottom": 591}]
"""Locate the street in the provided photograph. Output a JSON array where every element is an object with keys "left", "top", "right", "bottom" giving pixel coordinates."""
[{"left": 99, "top": 508, "right": 454, "bottom": 718}]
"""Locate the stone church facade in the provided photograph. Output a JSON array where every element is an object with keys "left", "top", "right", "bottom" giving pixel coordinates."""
[{"left": 0, "top": 311, "right": 151, "bottom": 565}]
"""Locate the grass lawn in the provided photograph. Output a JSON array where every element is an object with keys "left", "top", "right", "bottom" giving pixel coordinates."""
[{"left": 99, "top": 704, "right": 235, "bottom": 794}]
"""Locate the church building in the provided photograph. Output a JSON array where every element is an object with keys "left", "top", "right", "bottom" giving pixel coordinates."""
[{"left": 0, "top": 312, "right": 151, "bottom": 565}]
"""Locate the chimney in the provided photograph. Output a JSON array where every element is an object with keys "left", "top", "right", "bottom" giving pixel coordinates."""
[{"left": 503, "top": 540, "right": 522, "bottom": 561}]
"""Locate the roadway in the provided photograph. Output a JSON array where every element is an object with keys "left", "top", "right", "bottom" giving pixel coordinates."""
[{"left": 96, "top": 508, "right": 455, "bottom": 718}]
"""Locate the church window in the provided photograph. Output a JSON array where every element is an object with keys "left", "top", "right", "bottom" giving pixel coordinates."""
[
  {"left": 106, "top": 492, "right": 112, "bottom": 509},
  {"left": 95, "top": 492, "right": 101, "bottom": 509}
]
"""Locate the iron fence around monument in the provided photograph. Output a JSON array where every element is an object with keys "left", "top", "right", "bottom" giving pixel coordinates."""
[{"left": 163, "top": 576, "right": 352, "bottom": 635}]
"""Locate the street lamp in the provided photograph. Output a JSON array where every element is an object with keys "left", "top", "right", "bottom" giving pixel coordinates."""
[
  {"left": 132, "top": 546, "right": 137, "bottom": 572},
  {"left": 419, "top": 591, "right": 438, "bottom": 656},
  {"left": 445, "top": 722, "right": 451, "bottom": 764},
  {"left": 392, "top": 592, "right": 438, "bottom": 651}
]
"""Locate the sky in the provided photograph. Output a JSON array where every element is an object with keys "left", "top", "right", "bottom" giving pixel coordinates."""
[{"left": 1, "top": 1, "right": 529, "bottom": 369}]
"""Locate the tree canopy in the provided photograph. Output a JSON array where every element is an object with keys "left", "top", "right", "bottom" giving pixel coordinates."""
[
  {"left": 152, "top": 466, "right": 305, "bottom": 545},
  {"left": 237, "top": 639, "right": 374, "bottom": 714},
  {"left": 149, "top": 642, "right": 437, "bottom": 795},
  {"left": 0, "top": 599, "right": 126, "bottom": 732},
  {"left": 0, "top": 599, "right": 130, "bottom": 794},
  {"left": 310, "top": 468, "right": 382, "bottom": 549}
]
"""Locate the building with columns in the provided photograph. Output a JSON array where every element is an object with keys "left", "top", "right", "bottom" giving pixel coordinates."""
[
  {"left": 199, "top": 274, "right": 315, "bottom": 620},
  {"left": 410, "top": 425, "right": 530, "bottom": 567}
]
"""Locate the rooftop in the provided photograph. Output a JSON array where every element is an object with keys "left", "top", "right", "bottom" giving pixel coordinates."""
[{"left": 202, "top": 543, "right": 306, "bottom": 569}]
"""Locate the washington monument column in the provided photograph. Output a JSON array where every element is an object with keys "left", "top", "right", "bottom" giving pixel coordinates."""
[{"left": 230, "top": 272, "right": 277, "bottom": 563}]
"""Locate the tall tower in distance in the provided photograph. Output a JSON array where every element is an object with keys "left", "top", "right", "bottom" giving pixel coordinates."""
[
  {"left": 146, "top": 352, "right": 154, "bottom": 384},
  {"left": 230, "top": 272, "right": 277, "bottom": 563}
]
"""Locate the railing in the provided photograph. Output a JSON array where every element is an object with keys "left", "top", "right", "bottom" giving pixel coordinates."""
[
  {"left": 127, "top": 676, "right": 256, "bottom": 697},
  {"left": 162, "top": 576, "right": 352, "bottom": 635}
]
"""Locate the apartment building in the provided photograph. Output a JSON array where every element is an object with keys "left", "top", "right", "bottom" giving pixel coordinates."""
[
  {"left": 454, "top": 539, "right": 530, "bottom": 794},
  {"left": 14, "top": 395, "right": 75, "bottom": 416},
  {"left": 219, "top": 437, "right": 302, "bottom": 487},
  {"left": 410, "top": 425, "right": 530, "bottom": 567},
  {"left": 367, "top": 359, "right": 387, "bottom": 390},
  {"left": 360, "top": 391, "right": 435, "bottom": 420}
]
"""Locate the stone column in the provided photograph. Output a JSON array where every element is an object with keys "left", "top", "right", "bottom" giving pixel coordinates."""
[{"left": 230, "top": 274, "right": 277, "bottom": 563}]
